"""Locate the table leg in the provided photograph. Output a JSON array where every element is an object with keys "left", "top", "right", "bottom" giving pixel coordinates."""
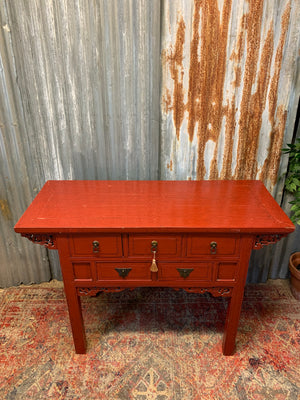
[
  {"left": 63, "top": 284, "right": 87, "bottom": 354},
  {"left": 222, "top": 289, "right": 244, "bottom": 355},
  {"left": 57, "top": 237, "right": 87, "bottom": 353},
  {"left": 222, "top": 237, "right": 253, "bottom": 355}
]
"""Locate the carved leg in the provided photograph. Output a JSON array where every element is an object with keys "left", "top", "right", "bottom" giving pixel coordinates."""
[
  {"left": 63, "top": 284, "right": 87, "bottom": 354},
  {"left": 222, "top": 286, "right": 245, "bottom": 355}
]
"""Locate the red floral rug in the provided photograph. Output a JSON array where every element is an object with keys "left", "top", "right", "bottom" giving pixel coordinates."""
[{"left": 0, "top": 280, "right": 299, "bottom": 399}]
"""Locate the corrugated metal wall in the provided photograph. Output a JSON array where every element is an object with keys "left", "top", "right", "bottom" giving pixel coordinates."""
[
  {"left": 0, "top": 0, "right": 161, "bottom": 286},
  {"left": 160, "top": 0, "right": 300, "bottom": 283},
  {"left": 0, "top": 0, "right": 299, "bottom": 287},
  {"left": 161, "top": 0, "right": 299, "bottom": 190}
]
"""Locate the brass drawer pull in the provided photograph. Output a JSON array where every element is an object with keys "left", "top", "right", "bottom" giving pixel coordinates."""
[
  {"left": 151, "top": 240, "right": 158, "bottom": 252},
  {"left": 115, "top": 268, "right": 132, "bottom": 278},
  {"left": 210, "top": 241, "right": 217, "bottom": 254},
  {"left": 92, "top": 240, "right": 99, "bottom": 253},
  {"left": 177, "top": 268, "right": 194, "bottom": 278}
]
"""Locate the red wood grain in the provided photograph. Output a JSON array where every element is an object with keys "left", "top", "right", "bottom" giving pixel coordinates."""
[{"left": 14, "top": 180, "right": 295, "bottom": 234}]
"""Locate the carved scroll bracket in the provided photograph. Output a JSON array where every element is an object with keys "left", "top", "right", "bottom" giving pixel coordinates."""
[
  {"left": 175, "top": 287, "right": 233, "bottom": 297},
  {"left": 253, "top": 234, "right": 286, "bottom": 250},
  {"left": 22, "top": 233, "right": 57, "bottom": 249},
  {"left": 78, "top": 286, "right": 232, "bottom": 298},
  {"left": 77, "top": 287, "right": 129, "bottom": 297}
]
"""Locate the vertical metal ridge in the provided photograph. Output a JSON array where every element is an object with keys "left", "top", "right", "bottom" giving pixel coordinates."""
[{"left": 0, "top": 0, "right": 160, "bottom": 286}]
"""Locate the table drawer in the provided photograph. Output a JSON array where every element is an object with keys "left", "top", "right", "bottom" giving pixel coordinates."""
[
  {"left": 187, "top": 235, "right": 239, "bottom": 256},
  {"left": 216, "top": 262, "right": 238, "bottom": 282},
  {"left": 158, "top": 263, "right": 213, "bottom": 282},
  {"left": 70, "top": 234, "right": 123, "bottom": 257},
  {"left": 128, "top": 234, "right": 181, "bottom": 258},
  {"left": 96, "top": 263, "right": 151, "bottom": 281},
  {"left": 72, "top": 262, "right": 93, "bottom": 281}
]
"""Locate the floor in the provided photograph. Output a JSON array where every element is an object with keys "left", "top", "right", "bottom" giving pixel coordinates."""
[{"left": 0, "top": 279, "right": 299, "bottom": 399}]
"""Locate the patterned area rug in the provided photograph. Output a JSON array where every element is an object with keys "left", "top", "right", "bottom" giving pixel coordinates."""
[{"left": 0, "top": 280, "right": 299, "bottom": 399}]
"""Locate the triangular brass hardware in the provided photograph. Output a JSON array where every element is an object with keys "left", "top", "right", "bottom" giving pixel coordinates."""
[
  {"left": 177, "top": 268, "right": 194, "bottom": 278},
  {"left": 115, "top": 268, "right": 132, "bottom": 278}
]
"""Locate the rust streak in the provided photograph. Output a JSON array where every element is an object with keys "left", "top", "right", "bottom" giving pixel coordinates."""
[
  {"left": 166, "top": 16, "right": 186, "bottom": 140},
  {"left": 260, "top": 2, "right": 291, "bottom": 185},
  {"left": 186, "top": 0, "right": 201, "bottom": 143},
  {"left": 162, "top": 87, "right": 172, "bottom": 114},
  {"left": 268, "top": 2, "right": 291, "bottom": 128},
  {"left": 234, "top": 66, "right": 242, "bottom": 88},
  {"left": 209, "top": 0, "right": 233, "bottom": 180},
  {"left": 261, "top": 106, "right": 288, "bottom": 185},
  {"left": 0, "top": 199, "right": 12, "bottom": 220},
  {"left": 185, "top": 0, "right": 232, "bottom": 179},
  {"left": 221, "top": 15, "right": 247, "bottom": 179},
  {"left": 167, "top": 160, "right": 173, "bottom": 171},
  {"left": 246, "top": 25, "right": 274, "bottom": 178},
  {"left": 234, "top": 0, "right": 265, "bottom": 179},
  {"left": 221, "top": 102, "right": 236, "bottom": 179}
]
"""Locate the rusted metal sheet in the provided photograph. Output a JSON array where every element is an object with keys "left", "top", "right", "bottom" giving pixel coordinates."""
[{"left": 161, "top": 0, "right": 300, "bottom": 194}]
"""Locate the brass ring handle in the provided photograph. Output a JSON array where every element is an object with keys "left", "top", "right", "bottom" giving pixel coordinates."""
[
  {"left": 92, "top": 240, "right": 99, "bottom": 253},
  {"left": 151, "top": 240, "right": 158, "bottom": 252},
  {"left": 210, "top": 241, "right": 217, "bottom": 254}
]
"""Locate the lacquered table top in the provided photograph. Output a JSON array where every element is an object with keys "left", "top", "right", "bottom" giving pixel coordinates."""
[{"left": 14, "top": 180, "right": 295, "bottom": 234}]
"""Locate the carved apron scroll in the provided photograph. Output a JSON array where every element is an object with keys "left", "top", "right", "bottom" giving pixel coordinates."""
[
  {"left": 22, "top": 233, "right": 57, "bottom": 249},
  {"left": 253, "top": 234, "right": 286, "bottom": 250}
]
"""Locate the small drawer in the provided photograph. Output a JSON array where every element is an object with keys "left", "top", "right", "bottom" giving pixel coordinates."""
[
  {"left": 96, "top": 263, "right": 151, "bottom": 281},
  {"left": 70, "top": 234, "right": 122, "bottom": 257},
  {"left": 128, "top": 234, "right": 181, "bottom": 258},
  {"left": 72, "top": 262, "right": 93, "bottom": 281},
  {"left": 187, "top": 235, "right": 238, "bottom": 256},
  {"left": 216, "top": 262, "right": 238, "bottom": 282},
  {"left": 158, "top": 263, "right": 213, "bottom": 282}
]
